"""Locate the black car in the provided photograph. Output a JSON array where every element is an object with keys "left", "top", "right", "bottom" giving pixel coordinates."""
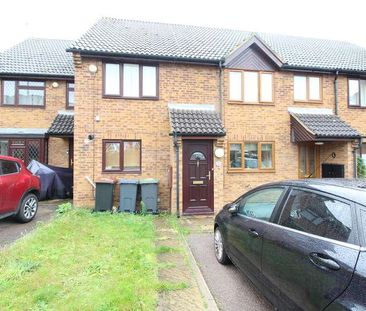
[{"left": 214, "top": 179, "right": 366, "bottom": 311}]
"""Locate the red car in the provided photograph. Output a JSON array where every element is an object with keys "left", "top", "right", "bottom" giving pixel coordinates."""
[{"left": 0, "top": 155, "right": 41, "bottom": 222}]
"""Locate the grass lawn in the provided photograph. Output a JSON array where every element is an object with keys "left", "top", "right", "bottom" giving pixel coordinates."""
[{"left": 0, "top": 206, "right": 164, "bottom": 311}]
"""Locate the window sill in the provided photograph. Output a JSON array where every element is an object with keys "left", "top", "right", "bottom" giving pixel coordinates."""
[
  {"left": 227, "top": 101, "right": 275, "bottom": 106},
  {"left": 227, "top": 169, "right": 276, "bottom": 173},
  {"left": 102, "top": 170, "right": 142, "bottom": 174},
  {"left": 0, "top": 104, "right": 45, "bottom": 109},
  {"left": 348, "top": 106, "right": 366, "bottom": 109},
  {"left": 293, "top": 100, "right": 323, "bottom": 104},
  {"left": 102, "top": 95, "right": 159, "bottom": 101}
]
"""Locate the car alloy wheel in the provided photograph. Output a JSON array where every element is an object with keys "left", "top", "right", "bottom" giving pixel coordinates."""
[
  {"left": 24, "top": 196, "right": 38, "bottom": 219},
  {"left": 214, "top": 228, "right": 224, "bottom": 261}
]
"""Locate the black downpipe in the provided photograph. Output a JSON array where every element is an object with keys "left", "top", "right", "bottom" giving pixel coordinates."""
[
  {"left": 174, "top": 133, "right": 180, "bottom": 218},
  {"left": 334, "top": 71, "right": 339, "bottom": 115}
]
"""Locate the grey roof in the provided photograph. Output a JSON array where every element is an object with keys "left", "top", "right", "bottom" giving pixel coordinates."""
[
  {"left": 0, "top": 128, "right": 48, "bottom": 136},
  {"left": 0, "top": 38, "right": 74, "bottom": 77},
  {"left": 47, "top": 113, "right": 74, "bottom": 136},
  {"left": 169, "top": 106, "right": 225, "bottom": 136},
  {"left": 291, "top": 112, "right": 361, "bottom": 139},
  {"left": 69, "top": 18, "right": 366, "bottom": 72}
]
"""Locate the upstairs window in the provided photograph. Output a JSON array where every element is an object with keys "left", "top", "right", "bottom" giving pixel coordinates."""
[
  {"left": 229, "top": 71, "right": 273, "bottom": 103},
  {"left": 2, "top": 80, "right": 45, "bottom": 107},
  {"left": 348, "top": 78, "right": 366, "bottom": 107},
  {"left": 66, "top": 82, "right": 75, "bottom": 108},
  {"left": 103, "top": 63, "right": 158, "bottom": 99},
  {"left": 294, "top": 75, "right": 322, "bottom": 102}
]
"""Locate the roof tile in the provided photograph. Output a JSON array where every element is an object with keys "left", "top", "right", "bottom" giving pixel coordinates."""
[
  {"left": 69, "top": 18, "right": 366, "bottom": 72},
  {"left": 0, "top": 39, "right": 74, "bottom": 77}
]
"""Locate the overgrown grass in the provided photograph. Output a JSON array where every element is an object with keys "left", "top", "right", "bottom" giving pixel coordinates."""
[{"left": 0, "top": 207, "right": 161, "bottom": 311}]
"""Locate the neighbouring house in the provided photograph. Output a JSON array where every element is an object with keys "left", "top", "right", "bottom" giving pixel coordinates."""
[
  {"left": 65, "top": 18, "right": 366, "bottom": 214},
  {"left": 2, "top": 18, "right": 366, "bottom": 215},
  {"left": 0, "top": 39, "right": 75, "bottom": 168}
]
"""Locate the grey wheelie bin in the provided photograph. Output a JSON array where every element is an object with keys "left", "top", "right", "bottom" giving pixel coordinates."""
[
  {"left": 95, "top": 179, "right": 115, "bottom": 212},
  {"left": 118, "top": 179, "right": 138, "bottom": 213},
  {"left": 140, "top": 178, "right": 159, "bottom": 214}
]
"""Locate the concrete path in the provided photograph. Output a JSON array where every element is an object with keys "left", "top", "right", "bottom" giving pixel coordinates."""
[
  {"left": 188, "top": 233, "right": 274, "bottom": 311},
  {"left": 155, "top": 218, "right": 210, "bottom": 311},
  {"left": 0, "top": 200, "right": 65, "bottom": 248}
]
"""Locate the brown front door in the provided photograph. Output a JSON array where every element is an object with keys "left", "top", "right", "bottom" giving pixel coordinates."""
[{"left": 183, "top": 140, "right": 214, "bottom": 215}]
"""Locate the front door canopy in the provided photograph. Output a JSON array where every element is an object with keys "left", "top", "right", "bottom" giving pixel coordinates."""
[
  {"left": 47, "top": 112, "right": 74, "bottom": 137},
  {"left": 168, "top": 104, "right": 225, "bottom": 137},
  {"left": 289, "top": 108, "right": 361, "bottom": 142}
]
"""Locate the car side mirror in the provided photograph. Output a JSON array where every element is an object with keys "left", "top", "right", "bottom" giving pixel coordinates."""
[{"left": 228, "top": 203, "right": 238, "bottom": 215}]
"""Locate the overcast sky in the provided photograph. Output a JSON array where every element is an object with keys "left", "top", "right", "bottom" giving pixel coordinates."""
[{"left": 1, "top": 0, "right": 366, "bottom": 51}]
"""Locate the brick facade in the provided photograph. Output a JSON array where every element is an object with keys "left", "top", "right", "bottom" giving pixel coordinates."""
[
  {"left": 222, "top": 71, "right": 357, "bottom": 205},
  {"left": 73, "top": 58, "right": 221, "bottom": 208},
  {"left": 73, "top": 55, "right": 363, "bottom": 213},
  {"left": 0, "top": 79, "right": 71, "bottom": 167}
]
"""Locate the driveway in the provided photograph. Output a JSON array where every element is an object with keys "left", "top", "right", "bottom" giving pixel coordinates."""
[
  {"left": 188, "top": 233, "right": 274, "bottom": 311},
  {"left": 0, "top": 200, "right": 63, "bottom": 248}
]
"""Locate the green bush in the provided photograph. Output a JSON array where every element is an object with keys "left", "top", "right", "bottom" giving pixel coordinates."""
[{"left": 56, "top": 202, "right": 73, "bottom": 215}]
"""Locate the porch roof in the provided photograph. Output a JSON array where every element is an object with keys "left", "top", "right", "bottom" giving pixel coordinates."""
[
  {"left": 47, "top": 112, "right": 74, "bottom": 137},
  {"left": 168, "top": 104, "right": 225, "bottom": 137},
  {"left": 0, "top": 128, "right": 48, "bottom": 138},
  {"left": 289, "top": 108, "right": 361, "bottom": 142}
]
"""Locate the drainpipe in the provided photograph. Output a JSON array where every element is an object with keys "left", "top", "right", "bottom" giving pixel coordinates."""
[
  {"left": 219, "top": 60, "right": 224, "bottom": 123},
  {"left": 353, "top": 147, "right": 357, "bottom": 178},
  {"left": 334, "top": 70, "right": 339, "bottom": 115},
  {"left": 173, "top": 132, "right": 180, "bottom": 218}
]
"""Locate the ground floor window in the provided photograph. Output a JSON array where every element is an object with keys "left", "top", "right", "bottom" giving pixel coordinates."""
[
  {"left": 102, "top": 140, "right": 141, "bottom": 172},
  {"left": 298, "top": 144, "right": 319, "bottom": 178},
  {"left": 0, "top": 138, "right": 45, "bottom": 165},
  {"left": 228, "top": 141, "right": 275, "bottom": 171}
]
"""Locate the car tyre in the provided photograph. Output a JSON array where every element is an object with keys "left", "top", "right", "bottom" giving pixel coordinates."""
[
  {"left": 214, "top": 226, "right": 231, "bottom": 265},
  {"left": 16, "top": 193, "right": 38, "bottom": 223}
]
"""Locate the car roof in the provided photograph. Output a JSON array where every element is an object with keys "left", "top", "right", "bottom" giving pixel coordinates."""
[{"left": 261, "top": 179, "right": 366, "bottom": 207}]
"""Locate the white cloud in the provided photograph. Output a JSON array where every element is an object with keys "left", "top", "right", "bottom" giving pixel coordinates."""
[{"left": 1, "top": 0, "right": 366, "bottom": 51}]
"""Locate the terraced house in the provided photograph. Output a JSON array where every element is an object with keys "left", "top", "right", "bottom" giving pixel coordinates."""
[
  {"left": 0, "top": 39, "right": 74, "bottom": 168},
  {"left": 2, "top": 18, "right": 366, "bottom": 215}
]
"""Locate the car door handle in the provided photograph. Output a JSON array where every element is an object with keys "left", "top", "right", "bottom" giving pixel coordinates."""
[
  {"left": 248, "top": 229, "right": 259, "bottom": 238},
  {"left": 309, "top": 253, "right": 341, "bottom": 271}
]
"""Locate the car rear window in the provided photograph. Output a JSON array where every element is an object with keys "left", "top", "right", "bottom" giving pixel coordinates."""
[
  {"left": 279, "top": 189, "right": 353, "bottom": 244},
  {"left": 0, "top": 160, "right": 19, "bottom": 175}
]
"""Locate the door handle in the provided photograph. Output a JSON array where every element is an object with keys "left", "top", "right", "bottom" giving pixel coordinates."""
[
  {"left": 248, "top": 229, "right": 259, "bottom": 238},
  {"left": 206, "top": 171, "right": 211, "bottom": 181},
  {"left": 309, "top": 253, "right": 340, "bottom": 271}
]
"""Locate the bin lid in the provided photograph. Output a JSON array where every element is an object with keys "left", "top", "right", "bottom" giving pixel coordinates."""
[
  {"left": 96, "top": 178, "right": 115, "bottom": 184},
  {"left": 118, "top": 179, "right": 138, "bottom": 184},
  {"left": 139, "top": 178, "right": 159, "bottom": 184}
]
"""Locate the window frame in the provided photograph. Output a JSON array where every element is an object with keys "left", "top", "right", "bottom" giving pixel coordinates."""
[
  {"left": 102, "top": 139, "right": 142, "bottom": 173},
  {"left": 278, "top": 187, "right": 359, "bottom": 246},
  {"left": 102, "top": 62, "right": 159, "bottom": 100},
  {"left": 66, "top": 81, "right": 75, "bottom": 109},
  {"left": 293, "top": 74, "right": 323, "bottom": 103},
  {"left": 0, "top": 159, "right": 20, "bottom": 176},
  {"left": 348, "top": 78, "right": 366, "bottom": 108},
  {"left": 228, "top": 70, "right": 274, "bottom": 104},
  {"left": 1, "top": 80, "right": 46, "bottom": 108},
  {"left": 228, "top": 141, "right": 275, "bottom": 172}
]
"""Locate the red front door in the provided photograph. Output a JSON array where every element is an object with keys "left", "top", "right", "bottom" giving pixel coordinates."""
[{"left": 183, "top": 140, "right": 214, "bottom": 215}]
